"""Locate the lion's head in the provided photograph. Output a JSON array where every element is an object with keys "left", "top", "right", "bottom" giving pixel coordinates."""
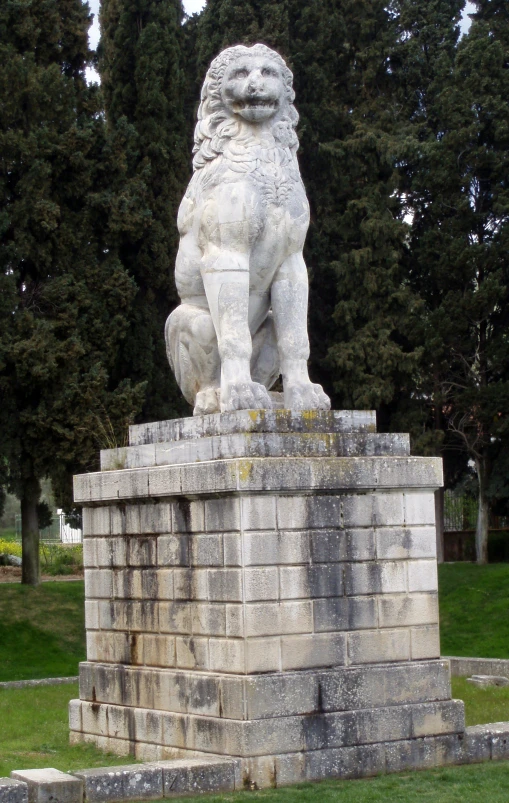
[{"left": 193, "top": 44, "right": 299, "bottom": 171}]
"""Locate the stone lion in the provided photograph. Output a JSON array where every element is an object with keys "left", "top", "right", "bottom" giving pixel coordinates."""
[{"left": 165, "top": 43, "right": 330, "bottom": 415}]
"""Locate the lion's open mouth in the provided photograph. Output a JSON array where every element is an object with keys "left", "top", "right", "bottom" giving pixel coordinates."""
[{"left": 235, "top": 98, "right": 279, "bottom": 111}]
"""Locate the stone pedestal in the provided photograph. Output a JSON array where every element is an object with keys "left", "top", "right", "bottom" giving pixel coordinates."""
[{"left": 70, "top": 410, "right": 465, "bottom": 787}]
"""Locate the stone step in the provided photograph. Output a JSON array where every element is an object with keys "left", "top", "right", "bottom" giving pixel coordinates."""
[
  {"left": 10, "top": 770, "right": 83, "bottom": 803},
  {"left": 129, "top": 410, "right": 377, "bottom": 446},
  {"left": 0, "top": 780, "right": 28, "bottom": 803},
  {"left": 77, "top": 660, "right": 451, "bottom": 721},
  {"left": 101, "top": 432, "right": 410, "bottom": 471},
  {"left": 73, "top": 759, "right": 236, "bottom": 802}
]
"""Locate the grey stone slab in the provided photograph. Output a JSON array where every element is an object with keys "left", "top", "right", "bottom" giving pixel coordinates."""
[
  {"left": 102, "top": 433, "right": 410, "bottom": 470},
  {"left": 10, "top": 770, "right": 83, "bottom": 803},
  {"left": 73, "top": 765, "right": 162, "bottom": 803},
  {"left": 447, "top": 656, "right": 509, "bottom": 679},
  {"left": 75, "top": 456, "right": 443, "bottom": 503},
  {"left": 0, "top": 780, "right": 28, "bottom": 803},
  {"left": 154, "top": 759, "right": 236, "bottom": 796},
  {"left": 129, "top": 411, "right": 377, "bottom": 446}
]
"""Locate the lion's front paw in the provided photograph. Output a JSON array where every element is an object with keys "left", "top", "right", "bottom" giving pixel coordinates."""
[
  {"left": 221, "top": 381, "right": 273, "bottom": 412},
  {"left": 284, "top": 381, "right": 331, "bottom": 411},
  {"left": 194, "top": 387, "right": 221, "bottom": 416}
]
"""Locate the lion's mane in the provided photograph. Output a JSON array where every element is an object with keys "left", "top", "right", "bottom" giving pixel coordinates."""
[{"left": 192, "top": 44, "right": 299, "bottom": 172}]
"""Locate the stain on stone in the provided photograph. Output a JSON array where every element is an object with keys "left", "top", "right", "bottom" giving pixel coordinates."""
[
  {"left": 316, "top": 681, "right": 323, "bottom": 714},
  {"left": 130, "top": 633, "right": 139, "bottom": 665},
  {"left": 175, "top": 497, "right": 191, "bottom": 532},
  {"left": 269, "top": 761, "right": 277, "bottom": 788},
  {"left": 92, "top": 685, "right": 97, "bottom": 702}
]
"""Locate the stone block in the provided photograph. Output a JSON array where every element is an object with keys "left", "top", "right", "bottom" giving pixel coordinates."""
[
  {"left": 159, "top": 603, "right": 191, "bottom": 635},
  {"left": 85, "top": 569, "right": 113, "bottom": 599},
  {"left": 245, "top": 602, "right": 312, "bottom": 637},
  {"left": 84, "top": 600, "right": 99, "bottom": 630},
  {"left": 11, "top": 770, "right": 83, "bottom": 803},
  {"left": 86, "top": 632, "right": 132, "bottom": 664},
  {"left": 225, "top": 604, "right": 243, "bottom": 638},
  {"left": 0, "top": 780, "right": 28, "bottom": 803},
  {"left": 139, "top": 503, "right": 172, "bottom": 535},
  {"left": 208, "top": 569, "right": 242, "bottom": 602},
  {"left": 372, "top": 493, "right": 405, "bottom": 526},
  {"left": 209, "top": 639, "right": 245, "bottom": 673},
  {"left": 281, "top": 633, "right": 346, "bottom": 670},
  {"left": 348, "top": 629, "right": 410, "bottom": 664},
  {"left": 172, "top": 500, "right": 204, "bottom": 534},
  {"left": 175, "top": 637, "right": 209, "bottom": 670},
  {"left": 411, "top": 700, "right": 465, "bottom": 738},
  {"left": 82, "top": 507, "right": 111, "bottom": 537},
  {"left": 279, "top": 566, "right": 343, "bottom": 600},
  {"left": 69, "top": 700, "right": 82, "bottom": 732},
  {"left": 82, "top": 539, "right": 97, "bottom": 568},
  {"left": 244, "top": 568, "right": 279, "bottom": 601},
  {"left": 376, "top": 526, "right": 436, "bottom": 560},
  {"left": 139, "top": 635, "right": 176, "bottom": 668},
  {"left": 407, "top": 560, "right": 438, "bottom": 592},
  {"left": 310, "top": 530, "right": 375, "bottom": 563},
  {"left": 127, "top": 537, "right": 157, "bottom": 567},
  {"left": 487, "top": 722, "right": 509, "bottom": 760},
  {"left": 190, "top": 535, "right": 223, "bottom": 567},
  {"left": 191, "top": 603, "right": 226, "bottom": 637},
  {"left": 73, "top": 765, "right": 162, "bottom": 802},
  {"left": 245, "top": 638, "right": 280, "bottom": 673},
  {"left": 345, "top": 561, "right": 406, "bottom": 596},
  {"left": 243, "top": 531, "right": 310, "bottom": 566},
  {"left": 223, "top": 534, "right": 242, "bottom": 566},
  {"left": 95, "top": 538, "right": 127, "bottom": 568},
  {"left": 404, "top": 492, "right": 436, "bottom": 525},
  {"left": 410, "top": 625, "right": 441, "bottom": 659},
  {"left": 313, "top": 596, "right": 378, "bottom": 632},
  {"left": 205, "top": 498, "right": 240, "bottom": 532},
  {"left": 156, "top": 759, "right": 236, "bottom": 796},
  {"left": 241, "top": 496, "right": 277, "bottom": 531},
  {"left": 463, "top": 725, "right": 492, "bottom": 763},
  {"left": 378, "top": 593, "right": 438, "bottom": 628}
]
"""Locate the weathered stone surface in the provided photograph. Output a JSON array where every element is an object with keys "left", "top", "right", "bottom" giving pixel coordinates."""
[
  {"left": 10, "top": 770, "right": 82, "bottom": 803},
  {"left": 467, "top": 675, "right": 509, "bottom": 688},
  {"left": 448, "top": 656, "right": 509, "bottom": 679},
  {"left": 129, "top": 410, "right": 376, "bottom": 446},
  {"left": 154, "top": 759, "right": 236, "bottom": 796},
  {"left": 0, "top": 780, "right": 28, "bottom": 803},
  {"left": 101, "top": 432, "right": 410, "bottom": 471},
  {"left": 72, "top": 766, "right": 162, "bottom": 803},
  {"left": 74, "top": 457, "right": 443, "bottom": 503}
]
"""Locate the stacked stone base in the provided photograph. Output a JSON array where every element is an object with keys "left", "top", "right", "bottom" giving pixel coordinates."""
[{"left": 71, "top": 410, "right": 468, "bottom": 788}]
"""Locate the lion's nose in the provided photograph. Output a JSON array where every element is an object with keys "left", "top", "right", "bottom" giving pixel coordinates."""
[{"left": 247, "top": 70, "right": 264, "bottom": 94}]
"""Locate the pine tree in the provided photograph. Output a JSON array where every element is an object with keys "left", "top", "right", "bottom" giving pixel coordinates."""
[
  {"left": 0, "top": 0, "right": 144, "bottom": 584},
  {"left": 397, "top": 0, "right": 509, "bottom": 562},
  {"left": 98, "top": 0, "right": 192, "bottom": 421}
]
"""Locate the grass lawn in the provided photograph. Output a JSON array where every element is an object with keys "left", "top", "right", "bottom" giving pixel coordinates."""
[
  {"left": 0, "top": 683, "right": 137, "bottom": 775},
  {"left": 0, "top": 582, "right": 85, "bottom": 681},
  {"left": 438, "top": 563, "right": 509, "bottom": 658}
]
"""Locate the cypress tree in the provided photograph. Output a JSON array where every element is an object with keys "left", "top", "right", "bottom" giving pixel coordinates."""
[
  {"left": 398, "top": 0, "right": 509, "bottom": 562},
  {"left": 0, "top": 0, "right": 143, "bottom": 584},
  {"left": 99, "top": 0, "right": 192, "bottom": 421}
]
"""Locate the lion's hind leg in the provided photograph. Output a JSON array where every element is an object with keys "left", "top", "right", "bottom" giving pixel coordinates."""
[{"left": 165, "top": 303, "right": 221, "bottom": 415}]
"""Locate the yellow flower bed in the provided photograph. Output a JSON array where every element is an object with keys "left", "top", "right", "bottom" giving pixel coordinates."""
[{"left": 0, "top": 539, "right": 22, "bottom": 557}]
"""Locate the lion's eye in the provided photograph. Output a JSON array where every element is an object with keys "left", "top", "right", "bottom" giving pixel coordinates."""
[
  {"left": 261, "top": 68, "right": 277, "bottom": 77},
  {"left": 233, "top": 69, "right": 249, "bottom": 79}
]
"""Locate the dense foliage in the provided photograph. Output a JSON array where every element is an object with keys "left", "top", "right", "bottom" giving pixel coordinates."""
[{"left": 1, "top": 0, "right": 508, "bottom": 572}]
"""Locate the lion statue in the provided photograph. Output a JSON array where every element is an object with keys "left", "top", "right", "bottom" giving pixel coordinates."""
[{"left": 165, "top": 43, "right": 330, "bottom": 415}]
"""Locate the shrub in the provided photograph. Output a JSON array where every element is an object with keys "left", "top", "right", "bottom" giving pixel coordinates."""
[{"left": 40, "top": 544, "right": 83, "bottom": 576}]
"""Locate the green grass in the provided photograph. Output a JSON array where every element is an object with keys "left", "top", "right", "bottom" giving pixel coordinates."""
[
  {"left": 0, "top": 582, "right": 86, "bottom": 681},
  {"left": 142, "top": 764, "right": 509, "bottom": 803},
  {"left": 0, "top": 684, "right": 138, "bottom": 775},
  {"left": 438, "top": 563, "right": 509, "bottom": 658},
  {"left": 452, "top": 677, "right": 509, "bottom": 725}
]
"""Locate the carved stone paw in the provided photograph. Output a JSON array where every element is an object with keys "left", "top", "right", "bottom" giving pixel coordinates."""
[
  {"left": 220, "top": 381, "right": 273, "bottom": 412},
  {"left": 194, "top": 387, "right": 221, "bottom": 416},
  {"left": 284, "top": 381, "right": 331, "bottom": 411}
]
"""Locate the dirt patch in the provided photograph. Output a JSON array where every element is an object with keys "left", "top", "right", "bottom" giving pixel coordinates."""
[{"left": 0, "top": 566, "right": 83, "bottom": 583}]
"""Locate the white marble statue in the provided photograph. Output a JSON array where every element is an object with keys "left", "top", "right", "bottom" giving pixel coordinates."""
[{"left": 165, "top": 43, "right": 331, "bottom": 415}]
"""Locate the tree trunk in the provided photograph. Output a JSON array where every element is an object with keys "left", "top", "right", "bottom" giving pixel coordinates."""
[
  {"left": 475, "top": 457, "right": 489, "bottom": 565},
  {"left": 435, "top": 488, "right": 445, "bottom": 563},
  {"left": 21, "top": 476, "right": 41, "bottom": 586}
]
